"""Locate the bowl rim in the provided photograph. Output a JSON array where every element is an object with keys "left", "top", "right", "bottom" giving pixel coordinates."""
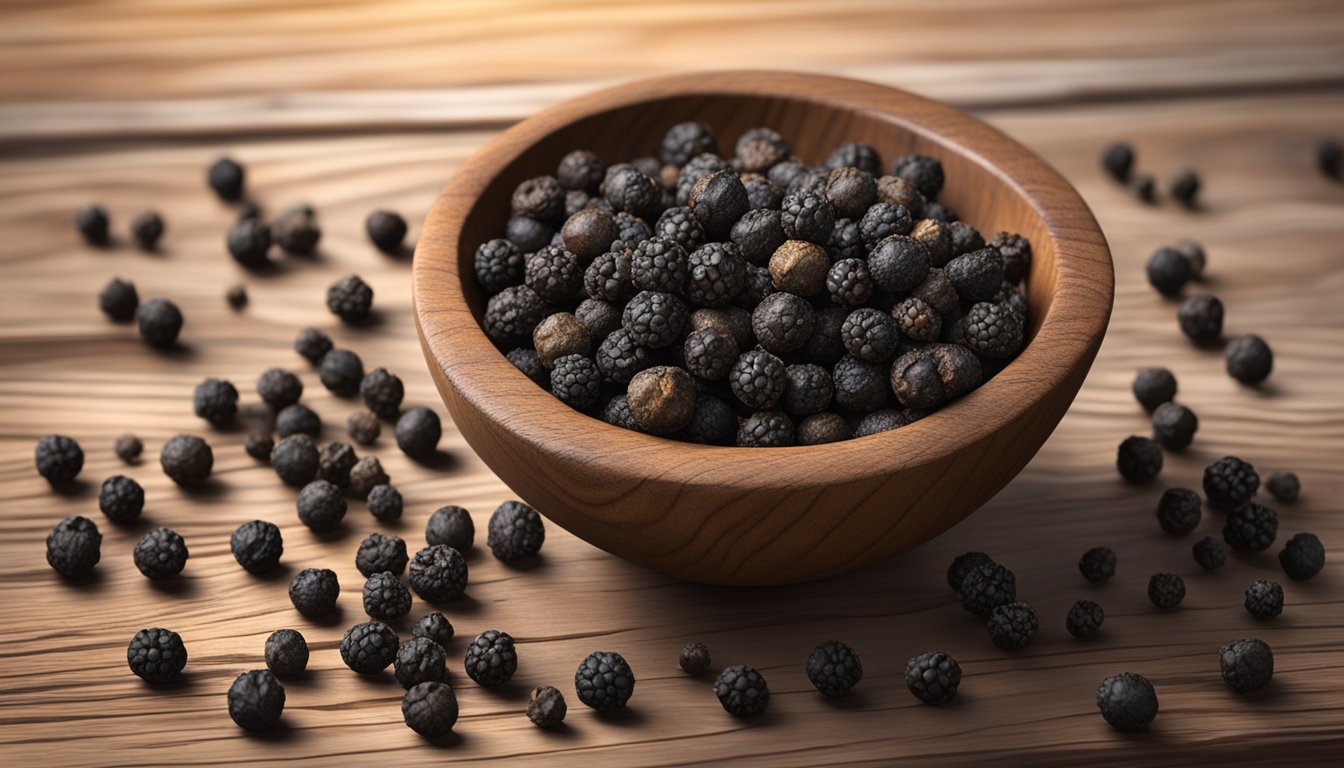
[{"left": 413, "top": 70, "right": 1113, "bottom": 490}]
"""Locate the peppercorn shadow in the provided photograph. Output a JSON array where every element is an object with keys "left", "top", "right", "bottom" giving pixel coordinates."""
[
  {"left": 401, "top": 447, "right": 459, "bottom": 471},
  {"left": 253, "top": 562, "right": 295, "bottom": 584},
  {"left": 300, "top": 604, "right": 347, "bottom": 628},
  {"left": 136, "top": 670, "right": 201, "bottom": 694},
  {"left": 493, "top": 552, "right": 548, "bottom": 573},
  {"left": 418, "top": 731, "right": 465, "bottom": 749},
  {"left": 310, "top": 525, "right": 356, "bottom": 545},
  {"left": 50, "top": 567, "right": 107, "bottom": 592},
  {"left": 48, "top": 478, "right": 94, "bottom": 499},
  {"left": 591, "top": 705, "right": 648, "bottom": 727},
  {"left": 172, "top": 476, "right": 230, "bottom": 499},
  {"left": 238, "top": 719, "right": 304, "bottom": 744},
  {"left": 145, "top": 575, "right": 199, "bottom": 597}
]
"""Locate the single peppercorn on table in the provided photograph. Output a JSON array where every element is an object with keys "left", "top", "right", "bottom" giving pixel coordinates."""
[{"left": 1, "top": 1, "right": 1343, "bottom": 765}]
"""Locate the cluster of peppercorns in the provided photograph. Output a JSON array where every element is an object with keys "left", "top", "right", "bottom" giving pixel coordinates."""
[
  {"left": 474, "top": 124, "right": 1032, "bottom": 446},
  {"left": 947, "top": 552, "right": 1041, "bottom": 648},
  {"left": 1141, "top": 241, "right": 1274, "bottom": 386},
  {"left": 1100, "top": 141, "right": 1201, "bottom": 207}
]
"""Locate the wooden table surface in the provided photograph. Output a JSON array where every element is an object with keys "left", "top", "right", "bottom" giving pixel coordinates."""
[{"left": 2, "top": 2, "right": 1342, "bottom": 765}]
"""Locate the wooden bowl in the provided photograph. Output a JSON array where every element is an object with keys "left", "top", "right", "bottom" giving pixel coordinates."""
[{"left": 413, "top": 71, "right": 1113, "bottom": 586}]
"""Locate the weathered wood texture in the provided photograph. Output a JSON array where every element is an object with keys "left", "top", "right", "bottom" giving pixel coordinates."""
[{"left": 1, "top": 1, "right": 1342, "bottom": 766}]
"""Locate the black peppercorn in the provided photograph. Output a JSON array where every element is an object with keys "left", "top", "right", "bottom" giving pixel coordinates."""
[
  {"left": 905, "top": 651, "right": 960, "bottom": 706},
  {"left": 825, "top": 257, "right": 873, "bottom": 307},
  {"left": 1225, "top": 334, "right": 1273, "bottom": 385},
  {"left": 558, "top": 149, "right": 607, "bottom": 194},
  {"left": 271, "top": 434, "right": 319, "bottom": 486},
  {"left": 781, "top": 363, "right": 834, "bottom": 416},
  {"left": 1079, "top": 546, "right": 1117, "bottom": 583},
  {"left": 1169, "top": 169, "right": 1200, "bottom": 207},
  {"left": 1156, "top": 487, "right": 1201, "bottom": 535},
  {"left": 1317, "top": 137, "right": 1343, "bottom": 180},
  {"left": 1117, "top": 435, "right": 1162, "bottom": 483},
  {"left": 629, "top": 237, "right": 688, "bottom": 295},
  {"left": 688, "top": 169, "right": 749, "bottom": 239},
  {"left": 856, "top": 202, "right": 912, "bottom": 251},
  {"left": 988, "top": 601, "right": 1038, "bottom": 649},
  {"left": 349, "top": 455, "right": 389, "bottom": 499},
  {"left": 875, "top": 175, "right": 925, "bottom": 216},
  {"left": 714, "top": 663, "right": 769, "bottom": 716},
  {"left": 114, "top": 434, "right": 143, "bottom": 464},
  {"left": 133, "top": 526, "right": 188, "bottom": 579},
  {"left": 296, "top": 479, "right": 346, "bottom": 532},
  {"left": 959, "top": 561, "right": 1017, "bottom": 616},
  {"left": 289, "top": 567, "right": 339, "bottom": 617},
  {"left": 1146, "top": 247, "right": 1192, "bottom": 297},
  {"left": 99, "top": 277, "right": 139, "bottom": 323},
  {"left": 294, "top": 327, "right": 333, "bottom": 365},
  {"left": 256, "top": 368, "right": 303, "bottom": 411},
  {"left": 128, "top": 210, "right": 164, "bottom": 250},
  {"left": 402, "top": 681, "right": 459, "bottom": 738},
  {"left": 357, "top": 367, "right": 404, "bottom": 420},
  {"left": 506, "top": 215, "right": 554, "bottom": 252},
  {"left": 425, "top": 505, "right": 474, "bottom": 552},
  {"left": 413, "top": 612, "right": 455, "bottom": 646},
  {"left": 484, "top": 285, "right": 546, "bottom": 347},
  {"left": 231, "top": 519, "right": 283, "bottom": 574},
  {"left": 841, "top": 307, "right": 899, "bottom": 363},
  {"left": 737, "top": 410, "right": 795, "bottom": 447},
  {"left": 911, "top": 267, "right": 959, "bottom": 315},
  {"left": 1147, "top": 572, "right": 1185, "bottom": 610},
  {"left": 683, "top": 327, "right": 739, "bottom": 381},
  {"left": 731, "top": 208, "right": 787, "bottom": 268},
  {"left": 1220, "top": 638, "right": 1273, "bottom": 694},
  {"left": 1101, "top": 142, "right": 1134, "bottom": 181},
  {"left": 395, "top": 636, "right": 447, "bottom": 689},
  {"left": 75, "top": 204, "right": 110, "bottom": 246},
  {"left": 806, "top": 640, "right": 863, "bottom": 697},
  {"left": 1204, "top": 456, "right": 1259, "bottom": 511},
  {"left": 265, "top": 629, "right": 309, "bottom": 677},
  {"left": 735, "top": 127, "right": 790, "bottom": 173},
  {"left": 1152, "top": 402, "right": 1198, "bottom": 451},
  {"left": 1096, "top": 672, "right": 1157, "bottom": 731},
  {"left": 347, "top": 410, "right": 380, "bottom": 446},
  {"left": 1131, "top": 173, "right": 1157, "bottom": 203},
  {"left": 728, "top": 348, "right": 786, "bottom": 409},
  {"left": 925, "top": 201, "right": 957, "bottom": 222},
  {"left": 356, "top": 531, "right": 408, "bottom": 577},
  {"left": 780, "top": 191, "right": 835, "bottom": 245},
  {"left": 910, "top": 218, "right": 954, "bottom": 268},
  {"left": 475, "top": 238, "right": 525, "bottom": 296},
  {"left": 271, "top": 204, "right": 321, "bottom": 255},
  {"left": 366, "top": 209, "right": 408, "bottom": 254},
  {"left": 368, "top": 483, "right": 403, "bottom": 521},
  {"left": 1066, "top": 600, "right": 1105, "bottom": 639},
  {"left": 1265, "top": 471, "right": 1300, "bottom": 503},
  {"left": 276, "top": 403, "right": 321, "bottom": 438},
  {"left": 1193, "top": 535, "right": 1227, "bottom": 570},
  {"left": 893, "top": 296, "right": 942, "bottom": 342},
  {"left": 686, "top": 242, "right": 747, "bottom": 307},
  {"left": 227, "top": 218, "right": 272, "bottom": 268},
  {"left": 193, "top": 378, "right": 239, "bottom": 427},
  {"left": 602, "top": 164, "right": 660, "bottom": 219},
  {"left": 523, "top": 685, "right": 567, "bottom": 729},
  {"left": 244, "top": 432, "right": 274, "bottom": 462},
  {"left": 679, "top": 642, "right": 712, "bottom": 676},
  {"left": 826, "top": 142, "right": 882, "bottom": 175},
  {"left": 1244, "top": 578, "right": 1284, "bottom": 619},
  {"left": 575, "top": 298, "right": 620, "bottom": 340},
  {"left": 890, "top": 344, "right": 982, "bottom": 409},
  {"left": 463, "top": 629, "right": 517, "bottom": 687},
  {"left": 751, "top": 292, "right": 815, "bottom": 355},
  {"left": 46, "top": 515, "right": 101, "bottom": 578},
  {"left": 866, "top": 235, "right": 930, "bottom": 295},
  {"left": 137, "top": 297, "right": 183, "bottom": 349},
  {"left": 98, "top": 475, "right": 144, "bottom": 523},
  {"left": 958, "top": 301, "right": 1024, "bottom": 359},
  {"left": 35, "top": 434, "right": 84, "bottom": 487},
  {"left": 1177, "top": 295, "right": 1223, "bottom": 343},
  {"left": 680, "top": 396, "right": 737, "bottom": 445},
  {"left": 890, "top": 154, "right": 944, "bottom": 199},
  {"left": 128, "top": 627, "right": 187, "bottom": 683},
  {"left": 487, "top": 500, "right": 545, "bottom": 561},
  {"left": 946, "top": 247, "right": 1004, "bottom": 302},
  {"left": 327, "top": 275, "right": 373, "bottom": 324},
  {"left": 208, "top": 157, "right": 245, "bottom": 201},
  {"left": 409, "top": 544, "right": 469, "bottom": 601},
  {"left": 319, "top": 348, "right": 364, "bottom": 397},
  {"left": 1278, "top": 532, "right": 1324, "bottom": 580},
  {"left": 946, "top": 551, "right": 994, "bottom": 592},
  {"left": 622, "top": 290, "right": 688, "bottom": 349},
  {"left": 659, "top": 122, "right": 716, "bottom": 167},
  {"left": 160, "top": 434, "right": 213, "bottom": 487},
  {"left": 574, "top": 650, "right": 636, "bottom": 711},
  {"left": 341, "top": 620, "right": 400, "bottom": 674},
  {"left": 855, "top": 407, "right": 914, "bottom": 437},
  {"left": 363, "top": 570, "right": 412, "bottom": 620}
]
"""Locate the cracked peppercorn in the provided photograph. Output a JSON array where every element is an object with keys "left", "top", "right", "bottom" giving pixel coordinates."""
[{"left": 271, "top": 434, "right": 319, "bottom": 486}]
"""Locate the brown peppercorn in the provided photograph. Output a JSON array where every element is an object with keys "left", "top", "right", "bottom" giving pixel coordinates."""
[
  {"left": 626, "top": 366, "right": 697, "bottom": 435},
  {"left": 824, "top": 167, "right": 877, "bottom": 219},
  {"left": 875, "top": 175, "right": 925, "bottom": 217},
  {"left": 689, "top": 307, "right": 754, "bottom": 351},
  {"left": 797, "top": 412, "right": 853, "bottom": 445},
  {"left": 533, "top": 312, "right": 592, "bottom": 368},
  {"left": 560, "top": 208, "right": 618, "bottom": 263},
  {"left": 769, "top": 240, "right": 829, "bottom": 297}
]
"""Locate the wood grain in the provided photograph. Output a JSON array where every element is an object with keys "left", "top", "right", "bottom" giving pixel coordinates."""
[
  {"left": 1, "top": 0, "right": 1343, "bottom": 764},
  {"left": 414, "top": 71, "right": 1113, "bottom": 585}
]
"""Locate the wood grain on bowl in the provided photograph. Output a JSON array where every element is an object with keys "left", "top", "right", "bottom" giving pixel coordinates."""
[{"left": 413, "top": 71, "right": 1115, "bottom": 585}]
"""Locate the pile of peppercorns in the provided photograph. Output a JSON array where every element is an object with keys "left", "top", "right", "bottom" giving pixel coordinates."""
[{"left": 474, "top": 123, "right": 1032, "bottom": 446}]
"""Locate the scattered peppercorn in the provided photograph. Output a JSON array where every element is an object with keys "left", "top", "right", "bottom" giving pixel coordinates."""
[
  {"left": 1132, "top": 367, "right": 1177, "bottom": 412},
  {"left": 1079, "top": 546, "right": 1117, "bottom": 583},
  {"left": 1169, "top": 169, "right": 1201, "bottom": 207},
  {"left": 412, "top": 612, "right": 454, "bottom": 647},
  {"left": 393, "top": 406, "right": 441, "bottom": 460},
  {"left": 521, "top": 685, "right": 568, "bottom": 729},
  {"left": 256, "top": 368, "right": 303, "bottom": 411},
  {"left": 1317, "top": 137, "right": 1343, "bottom": 180},
  {"left": 35, "top": 434, "right": 84, "bottom": 487},
  {"left": 366, "top": 210, "right": 408, "bottom": 254},
  {"left": 363, "top": 570, "right": 413, "bottom": 620},
  {"left": 98, "top": 277, "right": 139, "bottom": 323},
  {"left": 133, "top": 526, "right": 188, "bottom": 580},
  {"left": 1203, "top": 456, "right": 1259, "bottom": 511},
  {"left": 289, "top": 567, "right": 339, "bottom": 618},
  {"left": 1177, "top": 295, "right": 1223, "bottom": 343},
  {"left": 395, "top": 636, "right": 447, "bottom": 689},
  {"left": 341, "top": 620, "right": 399, "bottom": 674},
  {"left": 1193, "top": 535, "right": 1227, "bottom": 570},
  {"left": 905, "top": 651, "right": 960, "bottom": 706},
  {"left": 265, "top": 629, "right": 308, "bottom": 677},
  {"left": 409, "top": 544, "right": 468, "bottom": 602},
  {"left": 1066, "top": 600, "right": 1104, "bottom": 639},
  {"left": 1130, "top": 174, "right": 1157, "bottom": 203},
  {"left": 426, "top": 505, "right": 475, "bottom": 552},
  {"left": 114, "top": 434, "right": 143, "bottom": 464},
  {"left": 296, "top": 479, "right": 346, "bottom": 533},
  {"left": 1096, "top": 672, "right": 1157, "bottom": 731},
  {"left": 1278, "top": 532, "right": 1324, "bottom": 580},
  {"left": 1117, "top": 435, "right": 1163, "bottom": 483},
  {"left": 1146, "top": 247, "right": 1192, "bottom": 297},
  {"left": 1225, "top": 334, "right": 1273, "bottom": 385},
  {"left": 574, "top": 650, "right": 636, "bottom": 711},
  {"left": 946, "top": 552, "right": 994, "bottom": 592},
  {"left": 355, "top": 532, "right": 408, "bottom": 578},
  {"left": 294, "top": 327, "right": 334, "bottom": 365},
  {"left": 487, "top": 500, "right": 545, "bottom": 561},
  {"left": 271, "top": 204, "right": 321, "bottom": 255},
  {"left": 231, "top": 520, "right": 283, "bottom": 574},
  {"left": 193, "top": 378, "right": 238, "bottom": 427},
  {"left": 326, "top": 275, "right": 373, "bottom": 325},
  {"left": 987, "top": 602, "right": 1038, "bottom": 649},
  {"left": 207, "top": 157, "right": 245, "bottom": 201},
  {"left": 349, "top": 455, "right": 389, "bottom": 499},
  {"left": 128, "top": 627, "right": 187, "bottom": 683},
  {"left": 1220, "top": 638, "right": 1273, "bottom": 693},
  {"left": 137, "top": 298, "right": 183, "bottom": 349},
  {"left": 319, "top": 348, "right": 364, "bottom": 397},
  {"left": 1147, "top": 572, "right": 1185, "bottom": 610},
  {"left": 75, "top": 204, "right": 110, "bottom": 245},
  {"left": 1156, "top": 487, "right": 1202, "bottom": 535},
  {"left": 1244, "top": 578, "right": 1284, "bottom": 619},
  {"left": 347, "top": 410, "right": 380, "bottom": 446},
  {"left": 679, "top": 642, "right": 712, "bottom": 676},
  {"left": 402, "top": 681, "right": 458, "bottom": 738},
  {"left": 805, "top": 640, "right": 863, "bottom": 697},
  {"left": 159, "top": 434, "right": 213, "bottom": 487},
  {"left": 464, "top": 629, "right": 517, "bottom": 686},
  {"left": 1101, "top": 142, "right": 1134, "bottom": 181},
  {"left": 271, "top": 434, "right": 319, "bottom": 486},
  {"left": 713, "top": 663, "right": 769, "bottom": 716},
  {"left": 316, "top": 441, "right": 356, "bottom": 488},
  {"left": 227, "top": 218, "right": 271, "bottom": 268},
  {"left": 276, "top": 403, "right": 321, "bottom": 439},
  {"left": 46, "top": 515, "right": 101, "bottom": 579},
  {"left": 1265, "top": 471, "right": 1300, "bottom": 503},
  {"left": 959, "top": 561, "right": 1017, "bottom": 616},
  {"left": 1223, "top": 502, "right": 1278, "bottom": 552},
  {"left": 1152, "top": 402, "right": 1198, "bottom": 451}
]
